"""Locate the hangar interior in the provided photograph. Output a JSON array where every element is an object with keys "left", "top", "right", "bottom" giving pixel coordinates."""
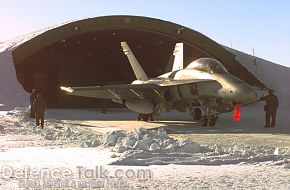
[{"left": 12, "top": 16, "right": 264, "bottom": 108}]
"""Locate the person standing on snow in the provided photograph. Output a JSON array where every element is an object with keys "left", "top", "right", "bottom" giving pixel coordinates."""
[
  {"left": 260, "top": 89, "right": 279, "bottom": 128},
  {"left": 33, "top": 92, "right": 47, "bottom": 128},
  {"left": 30, "top": 89, "right": 37, "bottom": 118}
]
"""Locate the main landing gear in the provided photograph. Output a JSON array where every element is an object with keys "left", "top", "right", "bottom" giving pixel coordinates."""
[
  {"left": 190, "top": 107, "right": 218, "bottom": 126},
  {"left": 192, "top": 108, "right": 202, "bottom": 121},
  {"left": 200, "top": 115, "right": 218, "bottom": 127},
  {"left": 137, "top": 113, "right": 154, "bottom": 122}
]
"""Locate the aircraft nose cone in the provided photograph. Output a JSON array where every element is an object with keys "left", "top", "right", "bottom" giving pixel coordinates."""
[{"left": 236, "top": 83, "right": 258, "bottom": 103}]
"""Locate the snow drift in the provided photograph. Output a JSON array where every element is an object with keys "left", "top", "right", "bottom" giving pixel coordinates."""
[
  {"left": 0, "top": 32, "right": 45, "bottom": 110},
  {"left": 105, "top": 128, "right": 289, "bottom": 166},
  {"left": 0, "top": 51, "right": 29, "bottom": 110}
]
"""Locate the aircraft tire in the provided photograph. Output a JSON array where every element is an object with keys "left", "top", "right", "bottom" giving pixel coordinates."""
[
  {"left": 138, "top": 113, "right": 149, "bottom": 121},
  {"left": 208, "top": 119, "right": 215, "bottom": 126},
  {"left": 192, "top": 108, "right": 202, "bottom": 121},
  {"left": 137, "top": 114, "right": 142, "bottom": 121},
  {"left": 148, "top": 114, "right": 154, "bottom": 121},
  {"left": 208, "top": 116, "right": 218, "bottom": 126},
  {"left": 200, "top": 117, "right": 208, "bottom": 127}
]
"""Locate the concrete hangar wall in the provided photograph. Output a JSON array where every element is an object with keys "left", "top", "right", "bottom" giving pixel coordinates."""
[{"left": 12, "top": 15, "right": 264, "bottom": 108}]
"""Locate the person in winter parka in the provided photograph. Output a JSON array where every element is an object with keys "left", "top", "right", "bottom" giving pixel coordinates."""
[
  {"left": 30, "top": 89, "right": 37, "bottom": 118},
  {"left": 260, "top": 89, "right": 279, "bottom": 128},
  {"left": 33, "top": 92, "right": 47, "bottom": 128}
]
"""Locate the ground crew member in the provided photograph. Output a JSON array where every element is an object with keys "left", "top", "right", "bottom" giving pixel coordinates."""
[
  {"left": 260, "top": 89, "right": 279, "bottom": 128},
  {"left": 33, "top": 93, "right": 47, "bottom": 128},
  {"left": 30, "top": 89, "right": 37, "bottom": 118}
]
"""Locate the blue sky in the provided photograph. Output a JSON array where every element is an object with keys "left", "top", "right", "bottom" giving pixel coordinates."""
[{"left": 1, "top": 0, "right": 289, "bottom": 67}]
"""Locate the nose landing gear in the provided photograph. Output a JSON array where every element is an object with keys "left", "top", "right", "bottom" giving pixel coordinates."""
[
  {"left": 137, "top": 113, "right": 154, "bottom": 122},
  {"left": 201, "top": 115, "right": 218, "bottom": 127},
  {"left": 190, "top": 107, "right": 218, "bottom": 126},
  {"left": 191, "top": 108, "right": 202, "bottom": 121}
]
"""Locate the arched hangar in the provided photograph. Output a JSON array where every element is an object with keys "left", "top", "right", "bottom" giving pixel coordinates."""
[{"left": 12, "top": 15, "right": 264, "bottom": 107}]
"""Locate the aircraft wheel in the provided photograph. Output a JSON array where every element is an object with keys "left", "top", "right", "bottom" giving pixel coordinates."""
[
  {"left": 192, "top": 108, "right": 202, "bottom": 121},
  {"left": 148, "top": 114, "right": 154, "bottom": 121},
  {"left": 138, "top": 113, "right": 149, "bottom": 121},
  {"left": 200, "top": 117, "right": 208, "bottom": 127},
  {"left": 208, "top": 116, "right": 218, "bottom": 126},
  {"left": 137, "top": 113, "right": 142, "bottom": 121},
  {"left": 143, "top": 114, "right": 149, "bottom": 121},
  {"left": 138, "top": 114, "right": 146, "bottom": 121}
]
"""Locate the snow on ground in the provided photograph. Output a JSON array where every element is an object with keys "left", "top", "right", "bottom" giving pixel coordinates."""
[
  {"left": 0, "top": 107, "right": 290, "bottom": 189},
  {"left": 6, "top": 104, "right": 289, "bottom": 167}
]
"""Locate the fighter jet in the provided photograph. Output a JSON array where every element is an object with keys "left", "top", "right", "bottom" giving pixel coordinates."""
[{"left": 60, "top": 42, "right": 258, "bottom": 126}]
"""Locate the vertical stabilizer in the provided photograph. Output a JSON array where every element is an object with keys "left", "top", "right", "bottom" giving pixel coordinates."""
[
  {"left": 121, "top": 42, "right": 149, "bottom": 81},
  {"left": 171, "top": 43, "right": 183, "bottom": 71}
]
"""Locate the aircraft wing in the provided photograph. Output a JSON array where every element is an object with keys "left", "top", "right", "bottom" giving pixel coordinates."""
[
  {"left": 60, "top": 83, "right": 162, "bottom": 104},
  {"left": 156, "top": 79, "right": 216, "bottom": 87},
  {"left": 60, "top": 79, "right": 218, "bottom": 104}
]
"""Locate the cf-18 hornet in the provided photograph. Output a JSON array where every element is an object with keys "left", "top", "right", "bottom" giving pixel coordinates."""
[{"left": 61, "top": 42, "right": 258, "bottom": 126}]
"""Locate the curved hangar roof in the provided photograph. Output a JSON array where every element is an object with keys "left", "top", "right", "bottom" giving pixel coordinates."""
[{"left": 11, "top": 15, "right": 264, "bottom": 107}]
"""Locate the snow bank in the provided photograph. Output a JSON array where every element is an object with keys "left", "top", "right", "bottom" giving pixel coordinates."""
[
  {"left": 109, "top": 134, "right": 288, "bottom": 166},
  {"left": 0, "top": 30, "right": 35, "bottom": 111},
  {"left": 102, "top": 127, "right": 289, "bottom": 166},
  {"left": 104, "top": 127, "right": 201, "bottom": 157},
  {"left": 0, "top": 51, "right": 29, "bottom": 110},
  {"left": 6, "top": 107, "right": 103, "bottom": 148}
]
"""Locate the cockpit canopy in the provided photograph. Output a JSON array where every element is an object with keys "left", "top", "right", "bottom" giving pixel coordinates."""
[{"left": 186, "top": 58, "right": 228, "bottom": 74}]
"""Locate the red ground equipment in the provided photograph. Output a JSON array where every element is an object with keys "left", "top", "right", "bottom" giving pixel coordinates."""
[{"left": 233, "top": 104, "right": 241, "bottom": 121}]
